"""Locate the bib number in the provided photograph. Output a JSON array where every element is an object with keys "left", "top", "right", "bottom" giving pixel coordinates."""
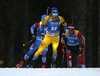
[
  {"left": 69, "top": 40, "right": 74, "bottom": 43},
  {"left": 51, "top": 27, "right": 57, "bottom": 31}
]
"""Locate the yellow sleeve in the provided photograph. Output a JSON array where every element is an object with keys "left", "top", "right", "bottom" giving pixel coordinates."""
[
  {"left": 75, "top": 30, "right": 79, "bottom": 34},
  {"left": 58, "top": 16, "right": 67, "bottom": 26},
  {"left": 64, "top": 30, "right": 68, "bottom": 36},
  {"left": 42, "top": 16, "right": 49, "bottom": 26}
]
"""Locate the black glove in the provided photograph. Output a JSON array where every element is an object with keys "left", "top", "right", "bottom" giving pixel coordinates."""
[
  {"left": 81, "top": 46, "right": 84, "bottom": 51},
  {"left": 41, "top": 33, "right": 44, "bottom": 40},
  {"left": 81, "top": 46, "right": 84, "bottom": 55},
  {"left": 62, "top": 33, "right": 66, "bottom": 39},
  {"left": 62, "top": 44, "right": 66, "bottom": 53}
]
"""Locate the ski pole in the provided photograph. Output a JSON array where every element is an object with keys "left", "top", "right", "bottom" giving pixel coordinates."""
[
  {"left": 61, "top": 36, "right": 67, "bottom": 67},
  {"left": 80, "top": 47, "right": 85, "bottom": 55},
  {"left": 23, "top": 39, "right": 34, "bottom": 46},
  {"left": 62, "top": 47, "right": 66, "bottom": 67},
  {"left": 46, "top": 7, "right": 50, "bottom": 15}
]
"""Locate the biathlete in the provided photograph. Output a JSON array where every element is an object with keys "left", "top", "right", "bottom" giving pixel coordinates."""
[
  {"left": 61, "top": 24, "right": 86, "bottom": 68},
  {"left": 30, "top": 7, "right": 67, "bottom": 67},
  {"left": 16, "top": 15, "right": 48, "bottom": 68}
]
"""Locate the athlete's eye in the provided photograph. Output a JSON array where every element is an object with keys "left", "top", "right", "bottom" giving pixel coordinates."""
[{"left": 52, "top": 13, "right": 58, "bottom": 16}]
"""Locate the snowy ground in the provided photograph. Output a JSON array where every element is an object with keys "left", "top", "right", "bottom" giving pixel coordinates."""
[{"left": 0, "top": 68, "right": 100, "bottom": 76}]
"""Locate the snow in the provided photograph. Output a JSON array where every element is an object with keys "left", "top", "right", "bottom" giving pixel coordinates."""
[{"left": 0, "top": 68, "right": 100, "bottom": 76}]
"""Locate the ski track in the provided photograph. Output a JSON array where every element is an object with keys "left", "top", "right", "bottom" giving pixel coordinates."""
[{"left": 0, "top": 68, "right": 100, "bottom": 76}]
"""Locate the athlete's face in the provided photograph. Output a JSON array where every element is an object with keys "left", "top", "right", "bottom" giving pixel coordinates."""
[
  {"left": 69, "top": 29, "right": 74, "bottom": 35},
  {"left": 52, "top": 13, "right": 58, "bottom": 20}
]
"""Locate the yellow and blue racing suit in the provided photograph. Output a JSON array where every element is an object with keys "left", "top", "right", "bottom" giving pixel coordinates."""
[{"left": 34, "top": 15, "right": 67, "bottom": 60}]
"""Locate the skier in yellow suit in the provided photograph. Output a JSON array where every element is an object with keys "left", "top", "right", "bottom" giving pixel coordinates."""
[{"left": 28, "top": 7, "right": 67, "bottom": 67}]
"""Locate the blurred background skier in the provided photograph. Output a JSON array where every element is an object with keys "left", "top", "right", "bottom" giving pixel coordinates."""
[
  {"left": 16, "top": 15, "right": 48, "bottom": 68},
  {"left": 61, "top": 24, "right": 86, "bottom": 68}
]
